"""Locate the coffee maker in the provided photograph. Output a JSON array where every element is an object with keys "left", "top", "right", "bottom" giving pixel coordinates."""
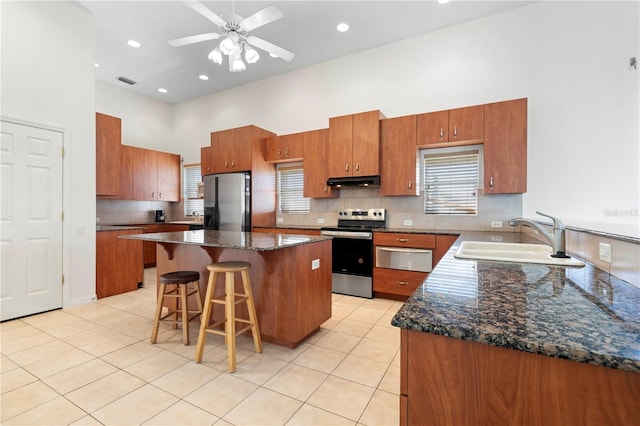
[{"left": 154, "top": 210, "right": 165, "bottom": 223}]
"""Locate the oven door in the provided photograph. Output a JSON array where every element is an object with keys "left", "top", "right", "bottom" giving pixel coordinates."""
[{"left": 321, "top": 230, "right": 374, "bottom": 298}]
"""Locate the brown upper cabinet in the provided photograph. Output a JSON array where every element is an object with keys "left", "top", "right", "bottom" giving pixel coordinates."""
[
  {"left": 483, "top": 98, "right": 527, "bottom": 194},
  {"left": 209, "top": 126, "right": 252, "bottom": 173},
  {"left": 131, "top": 147, "right": 180, "bottom": 201},
  {"left": 201, "top": 146, "right": 213, "bottom": 175},
  {"left": 264, "top": 133, "right": 304, "bottom": 163},
  {"left": 96, "top": 112, "right": 122, "bottom": 196},
  {"left": 416, "top": 105, "right": 484, "bottom": 147},
  {"left": 303, "top": 128, "right": 337, "bottom": 198},
  {"left": 380, "top": 115, "right": 420, "bottom": 196},
  {"left": 328, "top": 110, "right": 385, "bottom": 178}
]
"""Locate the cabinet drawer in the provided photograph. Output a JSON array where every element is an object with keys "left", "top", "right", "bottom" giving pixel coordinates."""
[
  {"left": 374, "top": 233, "right": 435, "bottom": 248},
  {"left": 374, "top": 268, "right": 427, "bottom": 297}
]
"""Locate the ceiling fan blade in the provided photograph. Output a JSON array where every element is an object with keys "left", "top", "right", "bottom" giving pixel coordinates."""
[
  {"left": 240, "top": 5, "right": 283, "bottom": 32},
  {"left": 168, "top": 32, "right": 221, "bottom": 47},
  {"left": 183, "top": 1, "right": 228, "bottom": 28},
  {"left": 246, "top": 36, "right": 295, "bottom": 62}
]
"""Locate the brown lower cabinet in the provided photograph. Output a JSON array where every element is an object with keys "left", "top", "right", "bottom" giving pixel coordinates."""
[
  {"left": 142, "top": 224, "right": 189, "bottom": 267},
  {"left": 401, "top": 329, "right": 640, "bottom": 425},
  {"left": 96, "top": 229, "right": 143, "bottom": 298}
]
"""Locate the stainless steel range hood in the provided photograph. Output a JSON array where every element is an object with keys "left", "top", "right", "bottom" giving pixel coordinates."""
[{"left": 326, "top": 175, "right": 380, "bottom": 188}]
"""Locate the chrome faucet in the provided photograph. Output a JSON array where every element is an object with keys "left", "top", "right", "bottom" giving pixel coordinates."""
[{"left": 508, "top": 211, "right": 570, "bottom": 258}]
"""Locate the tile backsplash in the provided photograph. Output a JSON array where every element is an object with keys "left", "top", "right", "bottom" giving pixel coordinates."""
[{"left": 97, "top": 200, "right": 177, "bottom": 224}]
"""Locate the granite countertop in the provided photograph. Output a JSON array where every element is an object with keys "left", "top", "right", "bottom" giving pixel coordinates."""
[
  {"left": 121, "top": 229, "right": 331, "bottom": 251},
  {"left": 96, "top": 225, "right": 144, "bottom": 232},
  {"left": 391, "top": 231, "right": 640, "bottom": 373}
]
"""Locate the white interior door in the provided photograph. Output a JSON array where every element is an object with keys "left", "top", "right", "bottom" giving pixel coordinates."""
[{"left": 1, "top": 121, "right": 63, "bottom": 321}]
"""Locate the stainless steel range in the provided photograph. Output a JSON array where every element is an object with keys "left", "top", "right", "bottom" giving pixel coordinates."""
[{"left": 320, "top": 208, "right": 386, "bottom": 298}]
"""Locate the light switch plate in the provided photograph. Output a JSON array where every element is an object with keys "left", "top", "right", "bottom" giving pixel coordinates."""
[
  {"left": 277, "top": 217, "right": 284, "bottom": 223},
  {"left": 404, "top": 219, "right": 413, "bottom": 226},
  {"left": 317, "top": 218, "right": 325, "bottom": 224},
  {"left": 311, "top": 259, "right": 320, "bottom": 270},
  {"left": 491, "top": 221, "right": 503, "bottom": 228}
]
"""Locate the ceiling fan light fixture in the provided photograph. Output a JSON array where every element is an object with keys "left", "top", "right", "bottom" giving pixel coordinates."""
[
  {"left": 231, "top": 57, "right": 246, "bottom": 72},
  {"left": 208, "top": 47, "right": 223, "bottom": 64},
  {"left": 219, "top": 36, "right": 236, "bottom": 55},
  {"left": 245, "top": 45, "right": 260, "bottom": 64}
]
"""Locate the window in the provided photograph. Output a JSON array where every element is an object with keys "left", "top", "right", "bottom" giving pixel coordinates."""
[
  {"left": 183, "top": 164, "right": 204, "bottom": 216},
  {"left": 423, "top": 149, "right": 479, "bottom": 215},
  {"left": 277, "top": 163, "right": 310, "bottom": 213}
]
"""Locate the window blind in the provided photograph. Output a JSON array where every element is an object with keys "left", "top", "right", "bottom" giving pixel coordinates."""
[
  {"left": 278, "top": 164, "right": 310, "bottom": 214},
  {"left": 183, "top": 164, "right": 204, "bottom": 216},
  {"left": 423, "top": 150, "right": 479, "bottom": 215}
]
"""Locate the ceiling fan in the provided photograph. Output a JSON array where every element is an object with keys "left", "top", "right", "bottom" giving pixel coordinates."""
[{"left": 168, "top": 1, "right": 295, "bottom": 72}]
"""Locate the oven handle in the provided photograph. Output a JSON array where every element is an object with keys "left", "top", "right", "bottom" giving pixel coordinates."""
[{"left": 320, "top": 230, "right": 372, "bottom": 239}]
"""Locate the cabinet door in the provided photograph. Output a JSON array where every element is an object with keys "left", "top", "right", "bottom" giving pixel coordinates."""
[
  {"left": 280, "top": 133, "right": 304, "bottom": 161},
  {"left": 416, "top": 110, "right": 448, "bottom": 146},
  {"left": 201, "top": 146, "right": 213, "bottom": 175},
  {"left": 352, "top": 110, "right": 382, "bottom": 176},
  {"left": 449, "top": 105, "right": 484, "bottom": 143},
  {"left": 373, "top": 267, "right": 427, "bottom": 297},
  {"left": 263, "top": 136, "right": 280, "bottom": 162},
  {"left": 131, "top": 147, "right": 158, "bottom": 200},
  {"left": 228, "top": 126, "right": 252, "bottom": 171},
  {"left": 483, "top": 98, "right": 527, "bottom": 193},
  {"left": 328, "top": 115, "right": 353, "bottom": 177},
  {"left": 119, "top": 145, "right": 133, "bottom": 200},
  {"left": 380, "top": 115, "right": 419, "bottom": 196},
  {"left": 157, "top": 151, "right": 180, "bottom": 202},
  {"left": 210, "top": 130, "right": 228, "bottom": 174},
  {"left": 303, "top": 129, "right": 337, "bottom": 198},
  {"left": 96, "top": 113, "right": 122, "bottom": 195}
]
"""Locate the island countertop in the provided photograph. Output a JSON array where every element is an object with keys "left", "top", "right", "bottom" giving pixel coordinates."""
[
  {"left": 391, "top": 231, "right": 640, "bottom": 373},
  {"left": 122, "top": 229, "right": 331, "bottom": 251}
]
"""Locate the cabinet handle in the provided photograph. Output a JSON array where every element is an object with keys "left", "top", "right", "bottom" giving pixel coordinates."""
[
  {"left": 324, "top": 186, "right": 328, "bottom": 193},
  {"left": 490, "top": 176, "right": 494, "bottom": 190},
  {"left": 277, "top": 148, "right": 281, "bottom": 157},
  {"left": 408, "top": 180, "right": 412, "bottom": 190},
  {"left": 345, "top": 163, "right": 349, "bottom": 172},
  {"left": 397, "top": 238, "right": 409, "bottom": 242},
  {"left": 453, "top": 126, "right": 458, "bottom": 139},
  {"left": 355, "top": 162, "right": 359, "bottom": 172},
  {"left": 231, "top": 161, "right": 235, "bottom": 167},
  {"left": 396, "top": 281, "right": 409, "bottom": 286},
  {"left": 159, "top": 192, "right": 162, "bottom": 199},
  {"left": 225, "top": 161, "right": 229, "bottom": 168},
  {"left": 439, "top": 127, "right": 444, "bottom": 140},
  {"left": 285, "top": 147, "right": 289, "bottom": 156},
  {"left": 152, "top": 192, "right": 155, "bottom": 199}
]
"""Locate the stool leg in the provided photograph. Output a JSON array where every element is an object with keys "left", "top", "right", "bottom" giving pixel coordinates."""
[
  {"left": 151, "top": 283, "right": 166, "bottom": 344},
  {"left": 226, "top": 271, "right": 237, "bottom": 373},
  {"left": 195, "top": 271, "right": 216, "bottom": 363},
  {"left": 180, "top": 284, "right": 189, "bottom": 345},
  {"left": 241, "top": 269, "right": 262, "bottom": 354},
  {"left": 193, "top": 280, "right": 203, "bottom": 317}
]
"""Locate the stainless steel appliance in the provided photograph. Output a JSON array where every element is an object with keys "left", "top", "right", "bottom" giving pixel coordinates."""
[
  {"left": 376, "top": 246, "right": 432, "bottom": 272},
  {"left": 203, "top": 172, "right": 251, "bottom": 231},
  {"left": 320, "top": 208, "right": 386, "bottom": 298}
]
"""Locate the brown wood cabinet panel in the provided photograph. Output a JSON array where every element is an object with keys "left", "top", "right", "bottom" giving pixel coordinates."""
[
  {"left": 131, "top": 147, "right": 157, "bottom": 200},
  {"left": 201, "top": 146, "right": 213, "bottom": 176},
  {"left": 434, "top": 234, "right": 458, "bottom": 266},
  {"left": 264, "top": 133, "right": 304, "bottom": 163},
  {"left": 449, "top": 105, "right": 484, "bottom": 143},
  {"left": 380, "top": 115, "right": 419, "bottom": 196},
  {"left": 119, "top": 145, "right": 133, "bottom": 200},
  {"left": 156, "top": 151, "right": 180, "bottom": 202},
  {"left": 303, "top": 128, "right": 336, "bottom": 198},
  {"left": 373, "top": 268, "right": 427, "bottom": 297},
  {"left": 328, "top": 115, "right": 353, "bottom": 177},
  {"left": 142, "top": 224, "right": 189, "bottom": 267},
  {"left": 96, "top": 113, "right": 122, "bottom": 196},
  {"left": 352, "top": 110, "right": 383, "bottom": 176},
  {"left": 96, "top": 229, "right": 143, "bottom": 298},
  {"left": 484, "top": 98, "right": 527, "bottom": 194},
  {"left": 374, "top": 233, "right": 436, "bottom": 249},
  {"left": 416, "top": 110, "right": 449, "bottom": 145},
  {"left": 228, "top": 126, "right": 253, "bottom": 171},
  {"left": 403, "top": 330, "right": 640, "bottom": 426}
]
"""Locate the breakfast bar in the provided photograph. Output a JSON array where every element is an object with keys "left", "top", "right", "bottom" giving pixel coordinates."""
[{"left": 124, "top": 230, "right": 333, "bottom": 348}]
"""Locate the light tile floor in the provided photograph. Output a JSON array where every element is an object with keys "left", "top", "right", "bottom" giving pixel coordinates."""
[{"left": 1, "top": 268, "right": 403, "bottom": 425}]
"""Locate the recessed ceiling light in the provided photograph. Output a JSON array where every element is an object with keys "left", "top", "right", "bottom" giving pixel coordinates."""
[
  {"left": 94, "top": 63, "right": 99, "bottom": 68},
  {"left": 437, "top": 0, "right": 451, "bottom": 4},
  {"left": 199, "top": 74, "right": 209, "bottom": 80},
  {"left": 337, "top": 23, "right": 349, "bottom": 32},
  {"left": 158, "top": 88, "right": 168, "bottom": 93},
  {"left": 127, "top": 40, "right": 141, "bottom": 48}
]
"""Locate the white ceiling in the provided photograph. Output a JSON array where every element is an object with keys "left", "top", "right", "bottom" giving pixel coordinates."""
[{"left": 80, "top": 1, "right": 533, "bottom": 104}]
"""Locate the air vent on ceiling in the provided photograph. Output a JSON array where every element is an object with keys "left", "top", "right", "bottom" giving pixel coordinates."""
[{"left": 116, "top": 76, "right": 136, "bottom": 85}]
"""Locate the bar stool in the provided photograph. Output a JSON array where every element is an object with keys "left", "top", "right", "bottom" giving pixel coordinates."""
[
  {"left": 151, "top": 270, "right": 202, "bottom": 346},
  {"left": 195, "top": 261, "right": 262, "bottom": 372}
]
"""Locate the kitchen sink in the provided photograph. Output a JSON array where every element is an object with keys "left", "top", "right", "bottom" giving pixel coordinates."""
[{"left": 454, "top": 241, "right": 585, "bottom": 267}]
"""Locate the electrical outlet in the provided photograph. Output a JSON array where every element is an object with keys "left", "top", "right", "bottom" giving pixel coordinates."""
[
  {"left": 311, "top": 259, "right": 320, "bottom": 270},
  {"left": 491, "top": 235, "right": 504, "bottom": 242},
  {"left": 404, "top": 219, "right": 413, "bottom": 226},
  {"left": 276, "top": 217, "right": 284, "bottom": 223},
  {"left": 491, "top": 221, "right": 503, "bottom": 228},
  {"left": 599, "top": 243, "right": 612, "bottom": 263},
  {"left": 317, "top": 218, "right": 325, "bottom": 224}
]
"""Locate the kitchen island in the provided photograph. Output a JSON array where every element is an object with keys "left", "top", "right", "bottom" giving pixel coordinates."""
[
  {"left": 124, "top": 230, "right": 332, "bottom": 348},
  {"left": 392, "top": 231, "right": 640, "bottom": 425}
]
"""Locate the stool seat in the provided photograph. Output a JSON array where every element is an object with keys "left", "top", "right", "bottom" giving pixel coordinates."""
[
  {"left": 151, "top": 270, "right": 202, "bottom": 346},
  {"left": 160, "top": 270, "right": 200, "bottom": 285},
  {"left": 196, "top": 261, "right": 261, "bottom": 372}
]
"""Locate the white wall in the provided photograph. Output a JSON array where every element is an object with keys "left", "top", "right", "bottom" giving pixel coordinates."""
[
  {"left": 1, "top": 1, "right": 97, "bottom": 305},
  {"left": 169, "top": 1, "right": 638, "bottom": 238}
]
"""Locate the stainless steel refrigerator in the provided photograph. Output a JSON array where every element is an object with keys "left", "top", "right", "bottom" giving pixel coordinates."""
[{"left": 203, "top": 172, "right": 251, "bottom": 231}]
